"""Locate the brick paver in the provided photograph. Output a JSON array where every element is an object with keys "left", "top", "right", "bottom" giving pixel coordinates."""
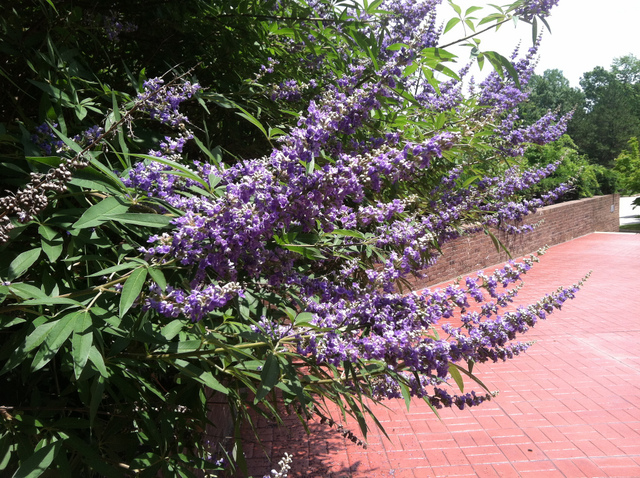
[{"left": 243, "top": 233, "right": 640, "bottom": 477}]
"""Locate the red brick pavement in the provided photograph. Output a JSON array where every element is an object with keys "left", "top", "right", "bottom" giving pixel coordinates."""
[{"left": 243, "top": 233, "right": 640, "bottom": 477}]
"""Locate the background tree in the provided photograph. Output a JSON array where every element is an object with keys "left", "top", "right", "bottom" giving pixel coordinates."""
[
  {"left": 572, "top": 57, "right": 640, "bottom": 166},
  {"left": 615, "top": 137, "right": 640, "bottom": 197},
  {"left": 519, "top": 69, "right": 585, "bottom": 124}
]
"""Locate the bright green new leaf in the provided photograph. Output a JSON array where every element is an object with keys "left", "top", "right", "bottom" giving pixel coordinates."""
[
  {"left": 444, "top": 17, "right": 461, "bottom": 34},
  {"left": 294, "top": 312, "right": 315, "bottom": 325}
]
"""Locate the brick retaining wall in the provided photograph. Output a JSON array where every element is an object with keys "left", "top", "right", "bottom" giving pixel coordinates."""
[{"left": 410, "top": 194, "right": 620, "bottom": 289}]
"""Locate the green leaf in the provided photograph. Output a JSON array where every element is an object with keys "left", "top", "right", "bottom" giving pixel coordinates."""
[
  {"left": 485, "top": 228, "right": 512, "bottom": 258},
  {"left": 234, "top": 105, "right": 268, "bottom": 139},
  {"left": 448, "top": 363, "right": 465, "bottom": 393},
  {"left": 71, "top": 310, "right": 93, "bottom": 379},
  {"left": 294, "top": 312, "right": 315, "bottom": 325},
  {"left": 444, "top": 17, "right": 461, "bottom": 34},
  {"left": 12, "top": 439, "right": 61, "bottom": 478},
  {"left": 399, "top": 380, "right": 412, "bottom": 412},
  {"left": 386, "top": 43, "right": 410, "bottom": 51},
  {"left": 50, "top": 125, "right": 84, "bottom": 155},
  {"left": 40, "top": 229, "right": 63, "bottom": 262},
  {"left": 462, "top": 175, "right": 481, "bottom": 188},
  {"left": 465, "top": 6, "right": 484, "bottom": 15},
  {"left": 22, "top": 321, "right": 57, "bottom": 354},
  {"left": 147, "top": 267, "right": 167, "bottom": 292},
  {"left": 173, "top": 359, "right": 228, "bottom": 394},
  {"left": 72, "top": 196, "right": 129, "bottom": 230},
  {"left": 112, "top": 92, "right": 129, "bottom": 161},
  {"left": 119, "top": 268, "right": 147, "bottom": 317},
  {"left": 31, "top": 311, "right": 78, "bottom": 371},
  {"left": 6, "top": 248, "right": 41, "bottom": 281},
  {"left": 450, "top": 363, "right": 493, "bottom": 394},
  {"left": 85, "top": 260, "right": 141, "bottom": 278},
  {"left": 160, "top": 319, "right": 184, "bottom": 340},
  {"left": 88, "top": 347, "right": 108, "bottom": 377},
  {"left": 103, "top": 213, "right": 173, "bottom": 228},
  {"left": 326, "top": 229, "right": 366, "bottom": 239},
  {"left": 256, "top": 353, "right": 280, "bottom": 401},
  {"left": 37, "top": 224, "right": 57, "bottom": 241},
  {"left": 20, "top": 297, "right": 83, "bottom": 306}
]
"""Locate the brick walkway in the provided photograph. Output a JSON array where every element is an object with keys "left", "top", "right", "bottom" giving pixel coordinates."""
[{"left": 243, "top": 233, "right": 640, "bottom": 478}]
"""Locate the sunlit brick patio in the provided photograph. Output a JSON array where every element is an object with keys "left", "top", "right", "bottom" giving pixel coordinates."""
[{"left": 243, "top": 233, "right": 640, "bottom": 477}]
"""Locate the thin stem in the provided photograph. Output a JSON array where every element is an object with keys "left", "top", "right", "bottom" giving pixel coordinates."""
[{"left": 438, "top": 18, "right": 511, "bottom": 50}]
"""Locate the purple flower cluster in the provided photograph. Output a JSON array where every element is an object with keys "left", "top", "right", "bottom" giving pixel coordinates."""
[
  {"left": 31, "top": 123, "right": 105, "bottom": 155},
  {"left": 377, "top": 0, "right": 442, "bottom": 55},
  {"left": 478, "top": 41, "right": 540, "bottom": 114},
  {"left": 115, "top": 0, "right": 583, "bottom": 411},
  {"left": 137, "top": 78, "right": 201, "bottom": 127},
  {"left": 31, "top": 123, "right": 64, "bottom": 155},
  {"left": 495, "top": 111, "right": 572, "bottom": 156},
  {"left": 269, "top": 79, "right": 317, "bottom": 102},
  {"left": 102, "top": 12, "right": 137, "bottom": 42},
  {"left": 515, "top": 0, "right": 560, "bottom": 21}
]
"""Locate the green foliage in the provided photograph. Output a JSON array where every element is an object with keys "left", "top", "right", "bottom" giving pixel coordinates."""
[
  {"left": 519, "top": 69, "right": 585, "bottom": 125},
  {"left": 522, "top": 135, "right": 619, "bottom": 200},
  {"left": 615, "top": 137, "right": 640, "bottom": 194},
  {"left": 520, "top": 58, "right": 640, "bottom": 169}
]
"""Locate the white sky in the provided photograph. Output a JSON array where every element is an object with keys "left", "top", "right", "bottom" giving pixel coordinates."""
[{"left": 435, "top": 0, "right": 640, "bottom": 88}]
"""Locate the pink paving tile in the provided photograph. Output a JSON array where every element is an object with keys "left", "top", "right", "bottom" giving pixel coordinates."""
[
  {"left": 572, "top": 457, "right": 609, "bottom": 477},
  {"left": 518, "top": 471, "right": 566, "bottom": 478},
  {"left": 429, "top": 464, "right": 477, "bottom": 477},
  {"left": 489, "top": 462, "right": 522, "bottom": 477},
  {"left": 552, "top": 459, "right": 591, "bottom": 478},
  {"left": 499, "top": 444, "right": 532, "bottom": 462},
  {"left": 239, "top": 234, "right": 640, "bottom": 477},
  {"left": 511, "top": 459, "right": 559, "bottom": 473}
]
